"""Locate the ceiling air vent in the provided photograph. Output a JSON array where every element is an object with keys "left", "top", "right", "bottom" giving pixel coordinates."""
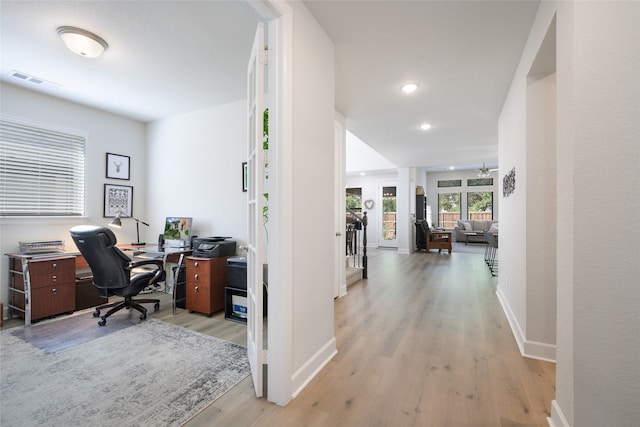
[{"left": 9, "top": 70, "right": 61, "bottom": 89}]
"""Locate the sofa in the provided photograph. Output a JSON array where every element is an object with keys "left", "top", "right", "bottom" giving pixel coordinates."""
[{"left": 453, "top": 219, "right": 498, "bottom": 243}]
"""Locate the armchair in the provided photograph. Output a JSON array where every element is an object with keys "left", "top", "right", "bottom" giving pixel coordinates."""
[{"left": 70, "top": 225, "right": 164, "bottom": 326}]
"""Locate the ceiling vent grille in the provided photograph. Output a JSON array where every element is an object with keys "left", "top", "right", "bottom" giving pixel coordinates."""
[{"left": 9, "top": 70, "right": 61, "bottom": 89}]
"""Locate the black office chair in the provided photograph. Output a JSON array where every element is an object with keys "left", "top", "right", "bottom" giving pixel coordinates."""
[{"left": 70, "top": 225, "right": 164, "bottom": 326}]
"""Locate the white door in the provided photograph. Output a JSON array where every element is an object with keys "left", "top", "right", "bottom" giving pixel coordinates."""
[
  {"left": 334, "top": 119, "right": 346, "bottom": 297},
  {"left": 246, "top": 23, "right": 265, "bottom": 398},
  {"left": 378, "top": 180, "right": 398, "bottom": 248}
]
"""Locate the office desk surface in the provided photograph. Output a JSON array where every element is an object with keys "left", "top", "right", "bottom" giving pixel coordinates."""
[{"left": 117, "top": 245, "right": 192, "bottom": 263}]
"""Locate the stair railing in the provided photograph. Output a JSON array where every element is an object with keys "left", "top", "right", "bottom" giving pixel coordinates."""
[{"left": 345, "top": 208, "right": 368, "bottom": 279}]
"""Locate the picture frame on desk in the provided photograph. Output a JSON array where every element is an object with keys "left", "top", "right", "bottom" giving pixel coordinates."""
[
  {"left": 106, "top": 153, "right": 130, "bottom": 180},
  {"left": 104, "top": 184, "right": 133, "bottom": 217}
]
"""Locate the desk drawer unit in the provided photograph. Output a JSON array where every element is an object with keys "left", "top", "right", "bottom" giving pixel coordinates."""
[
  {"left": 185, "top": 256, "right": 229, "bottom": 316},
  {"left": 7, "top": 255, "right": 76, "bottom": 322}
]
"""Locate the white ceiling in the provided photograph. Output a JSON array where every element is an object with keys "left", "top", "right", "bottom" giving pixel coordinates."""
[{"left": 0, "top": 0, "right": 540, "bottom": 173}]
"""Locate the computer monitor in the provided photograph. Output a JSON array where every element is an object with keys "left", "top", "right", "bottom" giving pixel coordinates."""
[{"left": 163, "top": 217, "right": 192, "bottom": 243}]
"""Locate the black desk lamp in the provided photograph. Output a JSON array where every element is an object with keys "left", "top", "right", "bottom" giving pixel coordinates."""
[{"left": 109, "top": 212, "right": 149, "bottom": 246}]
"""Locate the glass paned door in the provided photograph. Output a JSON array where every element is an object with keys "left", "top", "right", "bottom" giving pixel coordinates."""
[{"left": 380, "top": 185, "right": 397, "bottom": 247}]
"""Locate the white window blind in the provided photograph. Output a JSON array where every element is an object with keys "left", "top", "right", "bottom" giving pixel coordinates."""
[{"left": 0, "top": 118, "right": 85, "bottom": 216}]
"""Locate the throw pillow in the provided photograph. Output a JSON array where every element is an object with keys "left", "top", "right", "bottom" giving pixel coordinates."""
[
  {"left": 462, "top": 221, "right": 473, "bottom": 231},
  {"left": 489, "top": 223, "right": 499, "bottom": 233}
]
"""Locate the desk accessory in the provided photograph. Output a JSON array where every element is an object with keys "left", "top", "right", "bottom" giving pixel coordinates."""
[{"left": 109, "top": 211, "right": 149, "bottom": 246}]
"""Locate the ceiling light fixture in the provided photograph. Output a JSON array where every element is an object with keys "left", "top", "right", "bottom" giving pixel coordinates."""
[
  {"left": 420, "top": 123, "right": 432, "bottom": 130},
  {"left": 401, "top": 83, "right": 418, "bottom": 93},
  {"left": 477, "top": 163, "right": 497, "bottom": 178},
  {"left": 57, "top": 26, "right": 108, "bottom": 58}
]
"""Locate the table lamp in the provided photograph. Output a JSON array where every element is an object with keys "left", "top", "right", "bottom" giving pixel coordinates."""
[{"left": 109, "top": 212, "right": 149, "bottom": 246}]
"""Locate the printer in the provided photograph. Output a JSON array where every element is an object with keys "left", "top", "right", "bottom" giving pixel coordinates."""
[{"left": 192, "top": 236, "right": 236, "bottom": 258}]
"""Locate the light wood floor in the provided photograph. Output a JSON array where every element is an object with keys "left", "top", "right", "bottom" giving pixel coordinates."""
[
  {"left": 186, "top": 248, "right": 555, "bottom": 427},
  {"left": 2, "top": 248, "right": 555, "bottom": 426}
]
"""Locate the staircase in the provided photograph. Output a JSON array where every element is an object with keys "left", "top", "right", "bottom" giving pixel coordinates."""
[{"left": 345, "top": 207, "right": 368, "bottom": 286}]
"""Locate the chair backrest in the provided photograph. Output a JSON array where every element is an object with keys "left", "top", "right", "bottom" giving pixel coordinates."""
[
  {"left": 70, "top": 225, "right": 131, "bottom": 290},
  {"left": 421, "top": 220, "right": 431, "bottom": 234}
]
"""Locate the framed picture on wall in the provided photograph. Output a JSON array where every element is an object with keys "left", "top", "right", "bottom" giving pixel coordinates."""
[
  {"left": 104, "top": 184, "right": 133, "bottom": 217},
  {"left": 106, "top": 153, "right": 130, "bottom": 180},
  {"left": 242, "top": 162, "right": 248, "bottom": 192}
]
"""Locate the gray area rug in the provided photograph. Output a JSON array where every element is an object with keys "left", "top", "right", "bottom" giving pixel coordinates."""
[
  {"left": 0, "top": 319, "right": 250, "bottom": 427},
  {"left": 452, "top": 241, "right": 487, "bottom": 254}
]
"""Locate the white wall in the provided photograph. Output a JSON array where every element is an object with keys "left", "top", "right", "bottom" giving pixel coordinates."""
[
  {"left": 0, "top": 82, "right": 146, "bottom": 313},
  {"left": 146, "top": 100, "right": 248, "bottom": 245},
  {"left": 560, "top": 2, "right": 639, "bottom": 426},
  {"left": 346, "top": 171, "right": 398, "bottom": 249},
  {"left": 288, "top": 0, "right": 337, "bottom": 397},
  {"left": 496, "top": 6, "right": 558, "bottom": 363},
  {"left": 425, "top": 169, "right": 499, "bottom": 230},
  {"left": 500, "top": 2, "right": 640, "bottom": 426}
]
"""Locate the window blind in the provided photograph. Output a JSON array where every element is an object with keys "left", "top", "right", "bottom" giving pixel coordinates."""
[{"left": 0, "top": 118, "right": 85, "bottom": 216}]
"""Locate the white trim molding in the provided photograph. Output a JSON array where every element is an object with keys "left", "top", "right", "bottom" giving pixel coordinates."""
[{"left": 548, "top": 399, "right": 570, "bottom": 427}]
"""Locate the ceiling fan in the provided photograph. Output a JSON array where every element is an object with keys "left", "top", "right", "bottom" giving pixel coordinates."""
[{"left": 477, "top": 163, "right": 498, "bottom": 178}]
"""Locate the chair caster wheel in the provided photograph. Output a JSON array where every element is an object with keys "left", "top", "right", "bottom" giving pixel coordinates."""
[
  {"left": 98, "top": 319, "right": 106, "bottom": 326},
  {"left": 154, "top": 303, "right": 160, "bottom": 312},
  {"left": 93, "top": 310, "right": 100, "bottom": 317},
  {"left": 140, "top": 313, "right": 147, "bottom": 320}
]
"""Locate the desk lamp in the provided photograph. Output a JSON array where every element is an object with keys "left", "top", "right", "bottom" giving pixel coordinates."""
[{"left": 109, "top": 212, "right": 149, "bottom": 246}]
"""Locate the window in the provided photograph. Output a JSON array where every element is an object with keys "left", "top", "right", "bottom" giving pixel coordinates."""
[
  {"left": 467, "top": 192, "right": 493, "bottom": 220},
  {"left": 437, "top": 179, "right": 462, "bottom": 188},
  {"left": 0, "top": 118, "right": 85, "bottom": 216},
  {"left": 438, "top": 192, "right": 461, "bottom": 228},
  {"left": 468, "top": 178, "right": 493, "bottom": 186},
  {"left": 346, "top": 187, "right": 362, "bottom": 214}
]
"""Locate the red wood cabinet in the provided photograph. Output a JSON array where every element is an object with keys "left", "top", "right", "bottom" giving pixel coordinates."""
[
  {"left": 185, "top": 256, "right": 229, "bottom": 316},
  {"left": 7, "top": 255, "right": 76, "bottom": 323}
]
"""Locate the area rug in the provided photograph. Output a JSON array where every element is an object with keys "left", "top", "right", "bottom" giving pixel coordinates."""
[
  {"left": 0, "top": 319, "right": 250, "bottom": 427},
  {"left": 452, "top": 241, "right": 487, "bottom": 254}
]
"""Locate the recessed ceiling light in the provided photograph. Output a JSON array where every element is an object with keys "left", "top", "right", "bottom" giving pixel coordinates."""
[
  {"left": 360, "top": 172, "right": 366, "bottom": 176},
  {"left": 57, "top": 26, "right": 108, "bottom": 58},
  {"left": 449, "top": 166, "right": 455, "bottom": 170},
  {"left": 401, "top": 83, "right": 418, "bottom": 93},
  {"left": 420, "top": 123, "right": 432, "bottom": 130}
]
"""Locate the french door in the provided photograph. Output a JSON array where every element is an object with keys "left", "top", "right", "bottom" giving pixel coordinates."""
[{"left": 246, "top": 23, "right": 265, "bottom": 398}]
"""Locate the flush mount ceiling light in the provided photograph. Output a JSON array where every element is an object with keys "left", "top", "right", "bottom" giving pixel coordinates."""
[
  {"left": 401, "top": 83, "right": 418, "bottom": 93},
  {"left": 420, "top": 123, "right": 432, "bottom": 130},
  {"left": 57, "top": 26, "right": 108, "bottom": 58}
]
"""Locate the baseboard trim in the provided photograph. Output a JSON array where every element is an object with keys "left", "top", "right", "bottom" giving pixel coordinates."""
[
  {"left": 548, "top": 399, "right": 570, "bottom": 427},
  {"left": 524, "top": 339, "right": 556, "bottom": 362},
  {"left": 397, "top": 248, "right": 410, "bottom": 255},
  {"left": 496, "top": 286, "right": 526, "bottom": 353},
  {"left": 496, "top": 287, "right": 557, "bottom": 363},
  {"left": 291, "top": 337, "right": 337, "bottom": 399}
]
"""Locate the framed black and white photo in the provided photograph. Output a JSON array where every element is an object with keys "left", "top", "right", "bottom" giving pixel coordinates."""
[
  {"left": 104, "top": 184, "right": 133, "bottom": 217},
  {"left": 106, "top": 153, "right": 130, "bottom": 180},
  {"left": 242, "top": 162, "right": 248, "bottom": 192}
]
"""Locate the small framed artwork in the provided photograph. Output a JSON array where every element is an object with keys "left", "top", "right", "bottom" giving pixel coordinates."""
[
  {"left": 104, "top": 184, "right": 133, "bottom": 218},
  {"left": 242, "top": 162, "right": 248, "bottom": 192},
  {"left": 106, "top": 153, "right": 130, "bottom": 180}
]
